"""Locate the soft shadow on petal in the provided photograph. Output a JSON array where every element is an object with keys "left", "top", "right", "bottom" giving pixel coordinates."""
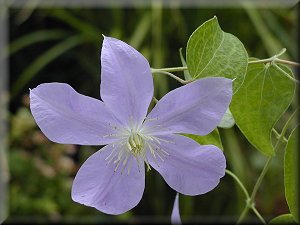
[
  {"left": 30, "top": 83, "right": 120, "bottom": 145},
  {"left": 148, "top": 134, "right": 226, "bottom": 195},
  {"left": 145, "top": 78, "right": 232, "bottom": 136},
  {"left": 100, "top": 36, "right": 153, "bottom": 126},
  {"left": 72, "top": 144, "right": 145, "bottom": 215},
  {"left": 171, "top": 193, "right": 182, "bottom": 225}
]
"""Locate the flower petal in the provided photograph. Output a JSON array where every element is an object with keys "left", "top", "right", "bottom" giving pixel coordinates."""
[
  {"left": 71, "top": 144, "right": 145, "bottom": 215},
  {"left": 148, "top": 134, "right": 226, "bottom": 195},
  {"left": 100, "top": 36, "right": 154, "bottom": 126},
  {"left": 30, "top": 83, "right": 120, "bottom": 145},
  {"left": 145, "top": 78, "right": 232, "bottom": 136},
  {"left": 171, "top": 193, "right": 182, "bottom": 225}
]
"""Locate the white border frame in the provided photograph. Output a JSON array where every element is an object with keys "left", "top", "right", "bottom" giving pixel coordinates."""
[{"left": 0, "top": 0, "right": 298, "bottom": 224}]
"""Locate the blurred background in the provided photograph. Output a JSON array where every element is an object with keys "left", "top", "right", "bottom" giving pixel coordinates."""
[{"left": 1, "top": 1, "right": 299, "bottom": 224}]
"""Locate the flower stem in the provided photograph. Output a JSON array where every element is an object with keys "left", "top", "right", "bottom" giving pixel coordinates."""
[
  {"left": 272, "top": 128, "right": 288, "bottom": 143},
  {"left": 151, "top": 50, "right": 299, "bottom": 84},
  {"left": 251, "top": 205, "right": 266, "bottom": 224},
  {"left": 275, "top": 59, "right": 300, "bottom": 67},
  {"left": 151, "top": 67, "right": 188, "bottom": 73},
  {"left": 225, "top": 169, "right": 250, "bottom": 200},
  {"left": 237, "top": 207, "right": 250, "bottom": 224},
  {"left": 237, "top": 108, "right": 298, "bottom": 224},
  {"left": 249, "top": 48, "right": 286, "bottom": 65},
  {"left": 226, "top": 169, "right": 266, "bottom": 224},
  {"left": 248, "top": 48, "right": 300, "bottom": 67},
  {"left": 250, "top": 157, "right": 272, "bottom": 202},
  {"left": 249, "top": 58, "right": 300, "bottom": 67},
  {"left": 151, "top": 70, "right": 192, "bottom": 84},
  {"left": 272, "top": 63, "right": 299, "bottom": 83},
  {"left": 236, "top": 156, "right": 272, "bottom": 224}
]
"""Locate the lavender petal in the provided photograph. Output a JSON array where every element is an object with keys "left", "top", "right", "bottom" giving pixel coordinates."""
[
  {"left": 72, "top": 144, "right": 145, "bottom": 215},
  {"left": 171, "top": 193, "right": 182, "bottom": 225},
  {"left": 100, "top": 36, "right": 153, "bottom": 126},
  {"left": 30, "top": 83, "right": 119, "bottom": 145},
  {"left": 145, "top": 78, "right": 232, "bottom": 136},
  {"left": 148, "top": 134, "right": 226, "bottom": 195}
]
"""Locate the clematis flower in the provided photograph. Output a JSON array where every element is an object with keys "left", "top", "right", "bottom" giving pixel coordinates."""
[
  {"left": 30, "top": 36, "right": 232, "bottom": 215},
  {"left": 171, "top": 193, "right": 182, "bottom": 225}
]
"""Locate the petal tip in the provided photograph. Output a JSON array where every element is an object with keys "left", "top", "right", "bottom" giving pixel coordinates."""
[
  {"left": 29, "top": 87, "right": 36, "bottom": 98},
  {"left": 103, "top": 35, "right": 116, "bottom": 44}
]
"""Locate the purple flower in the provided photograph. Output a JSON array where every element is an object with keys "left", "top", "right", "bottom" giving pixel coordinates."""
[
  {"left": 171, "top": 193, "right": 181, "bottom": 225},
  {"left": 30, "top": 36, "right": 232, "bottom": 215}
]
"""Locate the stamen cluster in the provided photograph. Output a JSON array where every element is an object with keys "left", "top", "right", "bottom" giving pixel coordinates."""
[{"left": 103, "top": 122, "right": 170, "bottom": 174}]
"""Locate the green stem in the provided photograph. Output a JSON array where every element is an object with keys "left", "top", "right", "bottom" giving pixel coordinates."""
[
  {"left": 226, "top": 169, "right": 267, "bottom": 224},
  {"left": 151, "top": 70, "right": 192, "bottom": 84},
  {"left": 237, "top": 157, "right": 272, "bottom": 224},
  {"left": 248, "top": 58, "right": 273, "bottom": 64},
  {"left": 250, "top": 157, "right": 272, "bottom": 202},
  {"left": 151, "top": 47, "right": 298, "bottom": 78},
  {"left": 272, "top": 63, "right": 299, "bottom": 83},
  {"left": 279, "top": 108, "right": 299, "bottom": 143},
  {"left": 249, "top": 48, "right": 286, "bottom": 65},
  {"left": 151, "top": 66, "right": 188, "bottom": 73},
  {"left": 249, "top": 57, "right": 300, "bottom": 67},
  {"left": 274, "top": 48, "right": 287, "bottom": 58},
  {"left": 151, "top": 51, "right": 299, "bottom": 78},
  {"left": 237, "top": 207, "right": 250, "bottom": 224},
  {"left": 251, "top": 206, "right": 266, "bottom": 224},
  {"left": 225, "top": 169, "right": 250, "bottom": 200},
  {"left": 275, "top": 58, "right": 300, "bottom": 67},
  {"left": 272, "top": 128, "right": 288, "bottom": 143},
  {"left": 237, "top": 108, "right": 299, "bottom": 224},
  {"left": 249, "top": 48, "right": 300, "bottom": 67}
]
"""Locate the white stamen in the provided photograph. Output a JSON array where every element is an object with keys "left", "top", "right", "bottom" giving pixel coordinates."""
[
  {"left": 147, "top": 117, "right": 159, "bottom": 121},
  {"left": 102, "top": 119, "right": 171, "bottom": 175},
  {"left": 103, "top": 133, "right": 124, "bottom": 138},
  {"left": 127, "top": 158, "right": 134, "bottom": 175},
  {"left": 114, "top": 159, "right": 122, "bottom": 172},
  {"left": 127, "top": 142, "right": 132, "bottom": 151}
]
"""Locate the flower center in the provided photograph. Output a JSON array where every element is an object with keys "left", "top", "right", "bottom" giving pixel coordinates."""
[
  {"left": 127, "top": 132, "right": 144, "bottom": 156},
  {"left": 103, "top": 122, "right": 171, "bottom": 174}
]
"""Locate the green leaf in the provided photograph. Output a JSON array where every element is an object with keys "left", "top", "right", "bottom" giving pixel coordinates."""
[
  {"left": 186, "top": 16, "right": 248, "bottom": 93},
  {"left": 230, "top": 62, "right": 295, "bottom": 156},
  {"left": 218, "top": 108, "right": 235, "bottom": 129},
  {"left": 285, "top": 125, "right": 299, "bottom": 223},
  {"left": 269, "top": 214, "right": 297, "bottom": 224},
  {"left": 179, "top": 48, "right": 192, "bottom": 81},
  {"left": 185, "top": 129, "right": 223, "bottom": 151}
]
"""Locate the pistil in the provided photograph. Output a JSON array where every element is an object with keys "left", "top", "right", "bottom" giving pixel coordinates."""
[{"left": 127, "top": 133, "right": 144, "bottom": 156}]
